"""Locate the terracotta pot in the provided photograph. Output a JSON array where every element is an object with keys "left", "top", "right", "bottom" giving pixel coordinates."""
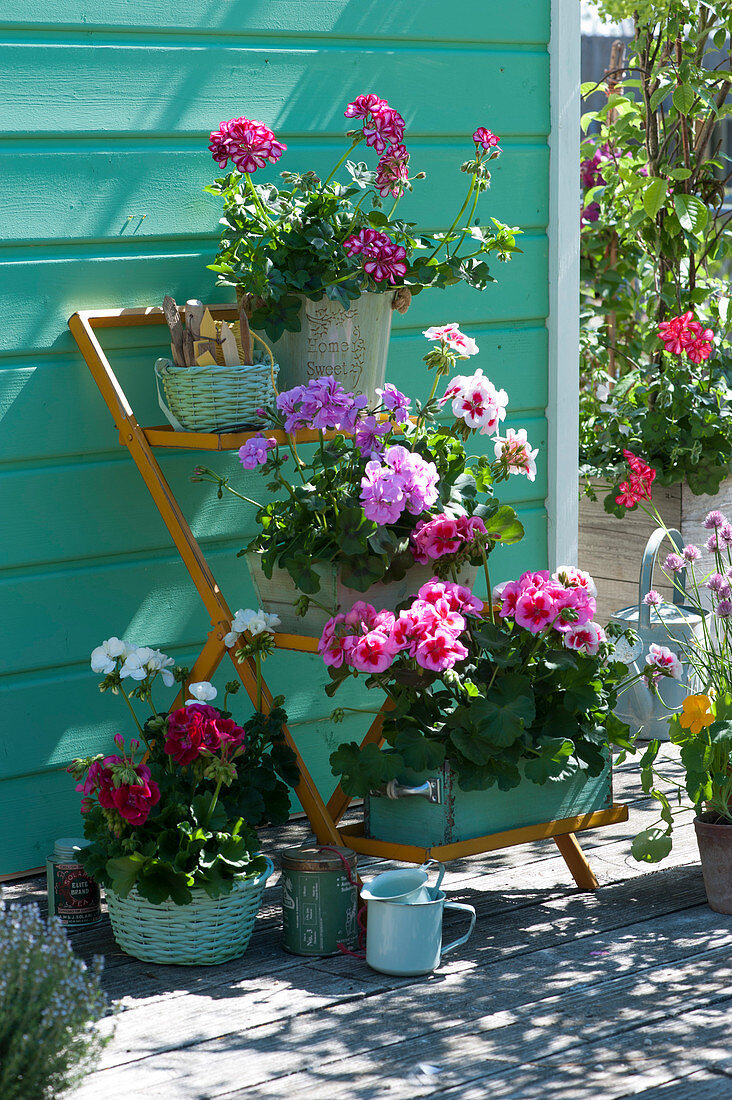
[
  {"left": 246, "top": 553, "right": 478, "bottom": 637},
  {"left": 694, "top": 813, "right": 732, "bottom": 914}
]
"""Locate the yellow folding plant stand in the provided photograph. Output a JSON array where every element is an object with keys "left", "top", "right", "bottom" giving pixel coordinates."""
[{"left": 69, "top": 305, "right": 628, "bottom": 891}]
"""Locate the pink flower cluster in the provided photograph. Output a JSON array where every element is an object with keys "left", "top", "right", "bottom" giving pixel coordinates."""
[
  {"left": 424, "top": 323, "right": 479, "bottom": 357},
  {"left": 615, "top": 450, "right": 656, "bottom": 509},
  {"left": 239, "top": 435, "right": 276, "bottom": 469},
  {"left": 276, "top": 377, "right": 367, "bottom": 434},
  {"left": 494, "top": 428, "right": 538, "bottom": 482},
  {"left": 342, "top": 228, "right": 407, "bottom": 284},
  {"left": 360, "top": 445, "right": 439, "bottom": 525},
  {"left": 411, "top": 513, "right": 487, "bottom": 563},
  {"left": 376, "top": 383, "right": 410, "bottom": 423},
  {"left": 208, "top": 117, "right": 287, "bottom": 174},
  {"left": 496, "top": 569, "right": 600, "bottom": 647},
  {"left": 440, "top": 368, "right": 509, "bottom": 436},
  {"left": 644, "top": 644, "right": 683, "bottom": 687},
  {"left": 374, "top": 143, "right": 410, "bottom": 197},
  {"left": 76, "top": 755, "right": 161, "bottom": 827},
  {"left": 319, "top": 580, "right": 483, "bottom": 674},
  {"left": 658, "top": 312, "right": 714, "bottom": 365},
  {"left": 344, "top": 94, "right": 406, "bottom": 153},
  {"left": 473, "top": 127, "right": 502, "bottom": 155},
  {"left": 164, "top": 704, "right": 246, "bottom": 767}
]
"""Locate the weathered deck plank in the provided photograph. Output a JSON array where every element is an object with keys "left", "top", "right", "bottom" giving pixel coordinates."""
[{"left": 6, "top": 746, "right": 729, "bottom": 1100}]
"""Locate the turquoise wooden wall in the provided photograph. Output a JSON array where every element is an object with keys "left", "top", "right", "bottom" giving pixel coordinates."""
[{"left": 0, "top": 1, "right": 551, "bottom": 874}]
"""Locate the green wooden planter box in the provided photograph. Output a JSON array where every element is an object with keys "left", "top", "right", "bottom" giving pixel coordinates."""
[{"left": 365, "top": 751, "right": 613, "bottom": 848}]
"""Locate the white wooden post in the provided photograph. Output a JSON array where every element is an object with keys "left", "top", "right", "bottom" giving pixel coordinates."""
[{"left": 546, "top": 0, "right": 581, "bottom": 569}]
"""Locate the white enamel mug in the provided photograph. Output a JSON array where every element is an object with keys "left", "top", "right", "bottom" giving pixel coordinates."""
[
  {"left": 360, "top": 860, "right": 445, "bottom": 906},
  {"left": 365, "top": 889, "right": 477, "bottom": 976}
]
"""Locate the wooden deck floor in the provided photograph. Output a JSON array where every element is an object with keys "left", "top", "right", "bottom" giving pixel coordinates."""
[{"left": 8, "top": 752, "right": 732, "bottom": 1100}]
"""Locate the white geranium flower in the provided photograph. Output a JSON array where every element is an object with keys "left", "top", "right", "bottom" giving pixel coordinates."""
[
  {"left": 119, "top": 651, "right": 148, "bottom": 681},
  {"left": 186, "top": 681, "right": 218, "bottom": 705},
  {"left": 91, "top": 636, "right": 134, "bottom": 674},
  {"left": 145, "top": 648, "right": 176, "bottom": 687},
  {"left": 224, "top": 630, "right": 240, "bottom": 648},
  {"left": 230, "top": 608, "right": 280, "bottom": 637}
]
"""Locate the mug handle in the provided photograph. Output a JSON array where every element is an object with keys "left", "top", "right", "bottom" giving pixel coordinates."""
[
  {"left": 440, "top": 901, "right": 477, "bottom": 956},
  {"left": 421, "top": 858, "right": 445, "bottom": 896}
]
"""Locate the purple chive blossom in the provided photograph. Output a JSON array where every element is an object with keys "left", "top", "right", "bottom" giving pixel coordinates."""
[
  {"left": 705, "top": 572, "right": 727, "bottom": 592},
  {"left": 706, "top": 532, "right": 723, "bottom": 553},
  {"left": 663, "top": 553, "right": 684, "bottom": 573},
  {"left": 643, "top": 590, "right": 663, "bottom": 607},
  {"left": 355, "top": 415, "right": 392, "bottom": 457},
  {"left": 239, "top": 435, "right": 276, "bottom": 469},
  {"left": 703, "top": 509, "right": 727, "bottom": 530},
  {"left": 376, "top": 383, "right": 411, "bottom": 424},
  {"left": 683, "top": 544, "right": 702, "bottom": 562},
  {"left": 716, "top": 600, "right": 732, "bottom": 618},
  {"left": 720, "top": 523, "right": 732, "bottom": 548}
]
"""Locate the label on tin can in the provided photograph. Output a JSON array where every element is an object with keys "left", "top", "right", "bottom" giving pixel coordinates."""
[
  {"left": 52, "top": 862, "right": 101, "bottom": 927},
  {"left": 282, "top": 867, "right": 357, "bottom": 956}
]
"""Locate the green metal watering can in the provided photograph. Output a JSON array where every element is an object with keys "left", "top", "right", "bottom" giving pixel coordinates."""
[{"left": 609, "top": 527, "right": 706, "bottom": 741}]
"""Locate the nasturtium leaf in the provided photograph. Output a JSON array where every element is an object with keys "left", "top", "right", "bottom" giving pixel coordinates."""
[{"left": 631, "top": 827, "right": 673, "bottom": 863}]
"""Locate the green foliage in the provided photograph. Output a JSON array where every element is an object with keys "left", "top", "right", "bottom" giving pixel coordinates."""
[
  {"left": 0, "top": 901, "right": 107, "bottom": 1099},
  {"left": 329, "top": 620, "right": 631, "bottom": 795},
  {"left": 207, "top": 141, "right": 521, "bottom": 341},
  {"left": 220, "top": 407, "right": 523, "bottom": 602},
  {"left": 579, "top": 0, "right": 732, "bottom": 497},
  {"left": 77, "top": 706, "right": 297, "bottom": 904}
]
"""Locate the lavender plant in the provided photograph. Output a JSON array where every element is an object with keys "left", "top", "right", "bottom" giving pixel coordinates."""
[{"left": 0, "top": 900, "right": 106, "bottom": 1099}]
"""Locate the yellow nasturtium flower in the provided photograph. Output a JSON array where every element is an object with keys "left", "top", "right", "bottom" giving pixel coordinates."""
[{"left": 679, "top": 694, "right": 714, "bottom": 736}]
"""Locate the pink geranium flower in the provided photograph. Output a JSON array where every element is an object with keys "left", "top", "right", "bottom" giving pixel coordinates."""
[
  {"left": 415, "top": 627, "right": 469, "bottom": 672},
  {"left": 350, "top": 629, "right": 397, "bottom": 673},
  {"left": 239, "top": 435, "right": 276, "bottom": 469},
  {"left": 513, "top": 588, "right": 557, "bottom": 633},
  {"left": 494, "top": 428, "right": 538, "bottom": 481},
  {"left": 440, "top": 369, "right": 508, "bottom": 436},
  {"left": 644, "top": 643, "right": 683, "bottom": 687},
  {"left": 563, "top": 621, "right": 606, "bottom": 657},
  {"left": 473, "top": 127, "right": 502, "bottom": 154},
  {"left": 208, "top": 117, "right": 286, "bottom": 173},
  {"left": 423, "top": 324, "right": 479, "bottom": 357},
  {"left": 375, "top": 143, "right": 410, "bottom": 197}
]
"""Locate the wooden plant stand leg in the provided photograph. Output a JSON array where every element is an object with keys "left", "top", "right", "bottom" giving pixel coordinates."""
[{"left": 554, "top": 832, "right": 600, "bottom": 891}]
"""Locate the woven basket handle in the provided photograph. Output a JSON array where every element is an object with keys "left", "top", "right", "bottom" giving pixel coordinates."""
[{"left": 250, "top": 331, "right": 278, "bottom": 396}]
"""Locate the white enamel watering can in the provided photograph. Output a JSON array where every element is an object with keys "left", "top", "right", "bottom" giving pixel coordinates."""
[{"left": 361, "top": 861, "right": 476, "bottom": 976}]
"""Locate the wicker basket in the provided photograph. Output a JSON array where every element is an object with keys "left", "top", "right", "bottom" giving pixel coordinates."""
[
  {"left": 105, "top": 857, "right": 274, "bottom": 965},
  {"left": 155, "top": 330, "right": 279, "bottom": 433}
]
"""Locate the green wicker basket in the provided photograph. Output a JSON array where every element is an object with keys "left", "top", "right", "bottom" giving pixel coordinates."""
[
  {"left": 155, "top": 334, "right": 279, "bottom": 434},
  {"left": 105, "top": 857, "right": 274, "bottom": 966}
]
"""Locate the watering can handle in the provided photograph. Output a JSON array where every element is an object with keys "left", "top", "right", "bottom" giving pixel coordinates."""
[
  {"left": 441, "top": 902, "right": 477, "bottom": 956},
  {"left": 420, "top": 859, "right": 445, "bottom": 895},
  {"left": 638, "top": 527, "right": 686, "bottom": 630}
]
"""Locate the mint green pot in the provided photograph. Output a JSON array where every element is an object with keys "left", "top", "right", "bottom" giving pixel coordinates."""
[{"left": 364, "top": 889, "right": 476, "bottom": 977}]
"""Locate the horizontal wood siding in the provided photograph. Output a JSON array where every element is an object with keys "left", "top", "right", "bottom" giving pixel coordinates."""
[{"left": 0, "top": 1, "right": 551, "bottom": 873}]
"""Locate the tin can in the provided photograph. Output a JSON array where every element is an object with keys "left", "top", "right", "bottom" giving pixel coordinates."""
[
  {"left": 281, "top": 845, "right": 358, "bottom": 956},
  {"left": 46, "top": 838, "right": 102, "bottom": 929}
]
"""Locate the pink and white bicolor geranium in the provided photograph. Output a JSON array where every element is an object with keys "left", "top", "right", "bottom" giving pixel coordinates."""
[{"left": 439, "top": 368, "right": 509, "bottom": 436}]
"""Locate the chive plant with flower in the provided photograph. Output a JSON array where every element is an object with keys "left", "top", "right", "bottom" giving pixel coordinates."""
[
  {"left": 206, "top": 97, "right": 521, "bottom": 340},
  {"left": 68, "top": 620, "right": 297, "bottom": 904},
  {"left": 319, "top": 569, "right": 676, "bottom": 797},
  {"left": 195, "top": 325, "right": 536, "bottom": 603},
  {"left": 595, "top": 449, "right": 732, "bottom": 865}
]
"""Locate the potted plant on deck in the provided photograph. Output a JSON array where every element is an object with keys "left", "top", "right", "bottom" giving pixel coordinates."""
[
  {"left": 68, "top": 617, "right": 298, "bottom": 964},
  {"left": 624, "top": 493, "right": 732, "bottom": 913},
  {"left": 318, "top": 569, "right": 677, "bottom": 845},
  {"left": 206, "top": 98, "right": 520, "bottom": 396},
  {"left": 194, "top": 326, "right": 533, "bottom": 635}
]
